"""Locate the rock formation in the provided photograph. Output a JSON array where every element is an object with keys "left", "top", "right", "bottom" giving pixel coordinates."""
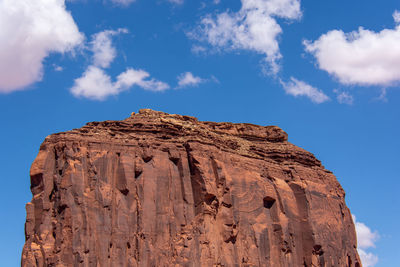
[{"left": 22, "top": 109, "right": 361, "bottom": 266}]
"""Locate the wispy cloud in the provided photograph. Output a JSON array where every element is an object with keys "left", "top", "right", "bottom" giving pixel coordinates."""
[
  {"left": 177, "top": 72, "right": 204, "bottom": 88},
  {"left": 167, "top": 0, "right": 184, "bottom": 5},
  {"left": 53, "top": 65, "right": 64, "bottom": 72},
  {"left": 189, "top": 0, "right": 302, "bottom": 74},
  {"left": 191, "top": 45, "right": 207, "bottom": 55},
  {"left": 0, "top": 0, "right": 84, "bottom": 93},
  {"left": 280, "top": 77, "right": 330, "bottom": 104},
  {"left": 91, "top": 28, "right": 128, "bottom": 68},
  {"left": 110, "top": 0, "right": 136, "bottom": 7},
  {"left": 305, "top": 11, "right": 400, "bottom": 87},
  {"left": 393, "top": 10, "right": 400, "bottom": 24},
  {"left": 334, "top": 89, "right": 354, "bottom": 105}
]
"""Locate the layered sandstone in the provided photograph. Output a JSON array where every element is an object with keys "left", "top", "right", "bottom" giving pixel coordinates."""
[{"left": 22, "top": 109, "right": 361, "bottom": 266}]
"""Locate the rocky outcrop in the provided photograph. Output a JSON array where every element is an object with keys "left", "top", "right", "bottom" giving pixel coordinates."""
[{"left": 22, "top": 109, "right": 361, "bottom": 266}]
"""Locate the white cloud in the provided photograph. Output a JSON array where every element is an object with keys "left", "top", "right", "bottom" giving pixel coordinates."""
[
  {"left": 71, "top": 29, "right": 169, "bottom": 100},
  {"left": 91, "top": 28, "right": 128, "bottom": 68},
  {"left": 377, "top": 88, "right": 388, "bottom": 102},
  {"left": 168, "top": 0, "right": 184, "bottom": 5},
  {"left": 352, "top": 215, "right": 379, "bottom": 267},
  {"left": 0, "top": 0, "right": 84, "bottom": 93},
  {"left": 71, "top": 66, "right": 169, "bottom": 100},
  {"left": 70, "top": 0, "right": 137, "bottom": 7},
  {"left": 393, "top": 10, "right": 400, "bottom": 24},
  {"left": 53, "top": 65, "right": 64, "bottom": 72},
  {"left": 353, "top": 215, "right": 379, "bottom": 250},
  {"left": 190, "top": 0, "right": 302, "bottom": 74},
  {"left": 177, "top": 72, "right": 204, "bottom": 87},
  {"left": 358, "top": 250, "right": 379, "bottom": 267},
  {"left": 136, "top": 78, "right": 170, "bottom": 92},
  {"left": 71, "top": 66, "right": 118, "bottom": 100},
  {"left": 114, "top": 68, "right": 150, "bottom": 89},
  {"left": 111, "top": 0, "right": 136, "bottom": 6},
  {"left": 334, "top": 89, "right": 354, "bottom": 105},
  {"left": 280, "top": 77, "right": 329, "bottom": 103},
  {"left": 191, "top": 45, "right": 207, "bottom": 54},
  {"left": 304, "top": 12, "right": 400, "bottom": 86},
  {"left": 119, "top": 69, "right": 170, "bottom": 92}
]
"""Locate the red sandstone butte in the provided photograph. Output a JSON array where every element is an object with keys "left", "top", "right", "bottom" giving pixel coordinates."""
[{"left": 22, "top": 109, "right": 361, "bottom": 266}]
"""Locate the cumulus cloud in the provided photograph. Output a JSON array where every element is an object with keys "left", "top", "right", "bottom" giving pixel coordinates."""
[
  {"left": 353, "top": 216, "right": 379, "bottom": 249},
  {"left": 304, "top": 11, "right": 400, "bottom": 86},
  {"left": 353, "top": 215, "right": 379, "bottom": 267},
  {"left": 358, "top": 250, "right": 379, "bottom": 267},
  {"left": 0, "top": 0, "right": 84, "bottom": 93},
  {"left": 70, "top": 29, "right": 169, "bottom": 100},
  {"left": 334, "top": 89, "right": 354, "bottom": 105},
  {"left": 190, "top": 0, "right": 302, "bottom": 74},
  {"left": 177, "top": 72, "right": 204, "bottom": 88},
  {"left": 71, "top": 66, "right": 169, "bottom": 100},
  {"left": 280, "top": 77, "right": 329, "bottom": 103},
  {"left": 71, "top": 66, "right": 117, "bottom": 100}
]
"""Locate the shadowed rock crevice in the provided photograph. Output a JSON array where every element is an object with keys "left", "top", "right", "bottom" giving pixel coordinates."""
[
  {"left": 288, "top": 182, "right": 319, "bottom": 266},
  {"left": 185, "top": 143, "right": 208, "bottom": 216},
  {"left": 22, "top": 110, "right": 360, "bottom": 266}
]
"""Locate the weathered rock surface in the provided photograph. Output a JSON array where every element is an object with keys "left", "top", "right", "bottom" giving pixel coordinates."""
[{"left": 22, "top": 109, "right": 361, "bottom": 267}]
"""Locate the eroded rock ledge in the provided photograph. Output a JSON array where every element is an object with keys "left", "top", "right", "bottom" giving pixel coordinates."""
[{"left": 22, "top": 109, "right": 360, "bottom": 267}]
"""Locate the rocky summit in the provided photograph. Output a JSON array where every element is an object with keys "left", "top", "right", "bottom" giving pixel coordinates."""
[{"left": 22, "top": 109, "right": 361, "bottom": 267}]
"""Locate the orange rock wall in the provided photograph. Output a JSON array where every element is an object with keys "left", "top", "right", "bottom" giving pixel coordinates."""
[{"left": 22, "top": 109, "right": 361, "bottom": 267}]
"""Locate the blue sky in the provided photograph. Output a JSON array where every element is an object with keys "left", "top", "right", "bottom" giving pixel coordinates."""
[{"left": 1, "top": 0, "right": 399, "bottom": 266}]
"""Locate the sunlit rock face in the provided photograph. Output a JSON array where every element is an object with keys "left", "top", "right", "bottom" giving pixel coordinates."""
[{"left": 22, "top": 109, "right": 361, "bottom": 267}]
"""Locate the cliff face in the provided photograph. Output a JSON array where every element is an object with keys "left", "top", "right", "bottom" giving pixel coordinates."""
[{"left": 22, "top": 109, "right": 361, "bottom": 267}]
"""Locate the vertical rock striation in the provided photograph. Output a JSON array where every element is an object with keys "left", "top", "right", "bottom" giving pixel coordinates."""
[{"left": 22, "top": 109, "right": 361, "bottom": 266}]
